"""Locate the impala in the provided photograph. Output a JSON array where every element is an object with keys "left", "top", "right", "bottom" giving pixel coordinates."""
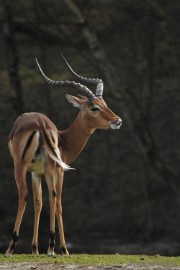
[{"left": 5, "top": 54, "right": 122, "bottom": 256}]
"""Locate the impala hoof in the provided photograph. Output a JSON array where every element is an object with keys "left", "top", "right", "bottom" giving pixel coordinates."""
[
  {"left": 61, "top": 247, "right": 69, "bottom": 256},
  {"left": 47, "top": 248, "right": 56, "bottom": 257}
]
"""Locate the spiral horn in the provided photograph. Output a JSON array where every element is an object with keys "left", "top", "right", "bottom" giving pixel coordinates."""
[
  {"left": 35, "top": 58, "right": 95, "bottom": 101},
  {"left": 61, "top": 53, "right": 104, "bottom": 98}
]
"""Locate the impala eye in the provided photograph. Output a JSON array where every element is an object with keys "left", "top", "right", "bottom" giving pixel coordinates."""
[{"left": 91, "top": 106, "right": 100, "bottom": 112}]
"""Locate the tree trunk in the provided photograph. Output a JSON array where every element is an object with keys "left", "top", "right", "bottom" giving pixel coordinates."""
[
  {"left": 0, "top": 0, "right": 23, "bottom": 114},
  {"left": 64, "top": 0, "right": 119, "bottom": 90}
]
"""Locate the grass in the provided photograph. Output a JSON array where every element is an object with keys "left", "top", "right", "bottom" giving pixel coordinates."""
[{"left": 0, "top": 254, "right": 180, "bottom": 266}]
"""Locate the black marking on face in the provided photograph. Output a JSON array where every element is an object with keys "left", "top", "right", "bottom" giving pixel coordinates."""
[
  {"left": 49, "top": 231, "right": 55, "bottom": 248},
  {"left": 52, "top": 190, "right": 56, "bottom": 198},
  {"left": 22, "top": 131, "right": 36, "bottom": 160}
]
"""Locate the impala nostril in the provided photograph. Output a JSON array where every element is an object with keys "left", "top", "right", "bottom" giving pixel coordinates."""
[{"left": 112, "top": 118, "right": 122, "bottom": 126}]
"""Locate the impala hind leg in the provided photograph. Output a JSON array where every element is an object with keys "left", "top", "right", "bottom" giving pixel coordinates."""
[
  {"left": 31, "top": 173, "right": 42, "bottom": 255},
  {"left": 45, "top": 168, "right": 57, "bottom": 256},
  {"left": 5, "top": 166, "right": 28, "bottom": 256},
  {"left": 56, "top": 169, "right": 69, "bottom": 255}
]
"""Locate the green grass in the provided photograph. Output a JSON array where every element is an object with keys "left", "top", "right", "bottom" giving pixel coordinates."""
[{"left": 0, "top": 254, "right": 180, "bottom": 266}]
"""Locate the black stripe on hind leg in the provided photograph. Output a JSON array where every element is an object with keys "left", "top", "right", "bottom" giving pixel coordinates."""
[{"left": 22, "top": 131, "right": 37, "bottom": 160}]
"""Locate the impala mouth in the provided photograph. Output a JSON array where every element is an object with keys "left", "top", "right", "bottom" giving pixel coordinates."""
[{"left": 110, "top": 119, "right": 122, "bottom": 129}]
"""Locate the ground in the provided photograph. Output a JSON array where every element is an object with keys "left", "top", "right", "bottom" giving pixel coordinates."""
[{"left": 0, "top": 263, "right": 180, "bottom": 270}]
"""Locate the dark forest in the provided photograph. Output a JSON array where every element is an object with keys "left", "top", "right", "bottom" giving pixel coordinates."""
[{"left": 0, "top": 0, "right": 180, "bottom": 255}]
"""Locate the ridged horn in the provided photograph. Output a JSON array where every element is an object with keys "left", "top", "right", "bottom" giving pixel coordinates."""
[
  {"left": 35, "top": 59, "right": 95, "bottom": 101},
  {"left": 61, "top": 53, "right": 104, "bottom": 98}
]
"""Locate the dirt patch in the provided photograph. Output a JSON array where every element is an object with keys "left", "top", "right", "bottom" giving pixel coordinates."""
[{"left": 0, "top": 263, "right": 179, "bottom": 270}]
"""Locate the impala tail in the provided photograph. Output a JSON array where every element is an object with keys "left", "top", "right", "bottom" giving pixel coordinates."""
[{"left": 42, "top": 125, "right": 73, "bottom": 171}]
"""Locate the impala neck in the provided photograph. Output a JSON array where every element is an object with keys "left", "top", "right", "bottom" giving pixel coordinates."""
[{"left": 60, "top": 112, "right": 95, "bottom": 164}]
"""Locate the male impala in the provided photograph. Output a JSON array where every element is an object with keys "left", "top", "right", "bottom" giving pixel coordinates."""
[{"left": 5, "top": 55, "right": 122, "bottom": 256}]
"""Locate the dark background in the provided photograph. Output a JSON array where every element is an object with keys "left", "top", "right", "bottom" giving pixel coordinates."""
[{"left": 0, "top": 0, "right": 180, "bottom": 255}]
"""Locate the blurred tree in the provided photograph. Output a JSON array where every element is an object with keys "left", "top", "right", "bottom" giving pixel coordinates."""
[{"left": 0, "top": 0, "right": 24, "bottom": 114}]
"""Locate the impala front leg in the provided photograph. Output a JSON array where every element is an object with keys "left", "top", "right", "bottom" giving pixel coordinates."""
[{"left": 56, "top": 169, "right": 69, "bottom": 255}]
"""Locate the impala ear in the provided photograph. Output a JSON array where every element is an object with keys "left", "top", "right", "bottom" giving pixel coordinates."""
[{"left": 64, "top": 92, "right": 83, "bottom": 109}]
